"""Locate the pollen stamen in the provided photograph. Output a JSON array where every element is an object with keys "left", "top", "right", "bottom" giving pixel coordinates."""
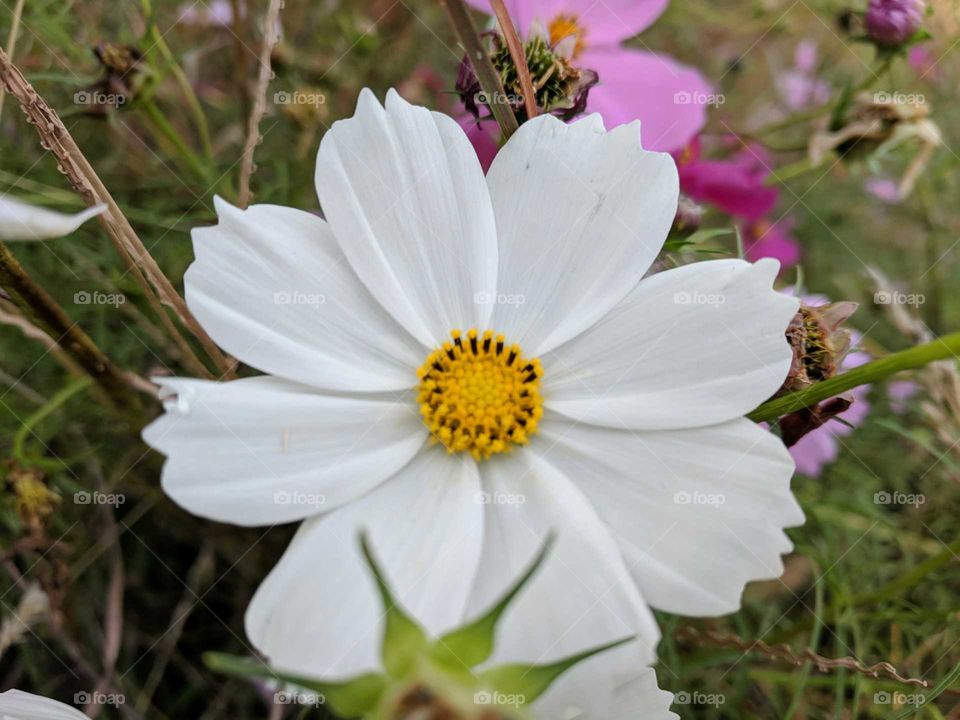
[{"left": 416, "top": 329, "right": 544, "bottom": 461}]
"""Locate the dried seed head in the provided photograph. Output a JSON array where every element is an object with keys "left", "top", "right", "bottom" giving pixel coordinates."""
[
  {"left": 781, "top": 300, "right": 859, "bottom": 393},
  {"left": 456, "top": 31, "right": 598, "bottom": 125}
]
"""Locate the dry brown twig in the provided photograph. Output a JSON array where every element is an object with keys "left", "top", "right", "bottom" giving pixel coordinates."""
[
  {"left": 0, "top": 47, "right": 233, "bottom": 380},
  {"left": 0, "top": 248, "right": 146, "bottom": 410},
  {"left": 677, "top": 626, "right": 930, "bottom": 688},
  {"left": 489, "top": 0, "right": 538, "bottom": 120},
  {"left": 237, "top": 0, "right": 284, "bottom": 208}
]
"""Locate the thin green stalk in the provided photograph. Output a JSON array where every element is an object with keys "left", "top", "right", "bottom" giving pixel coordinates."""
[
  {"left": 138, "top": 98, "right": 212, "bottom": 184},
  {"left": 783, "top": 569, "right": 825, "bottom": 719},
  {"left": 13, "top": 376, "right": 92, "bottom": 461},
  {"left": 749, "top": 332, "right": 960, "bottom": 422},
  {"left": 440, "top": 0, "right": 520, "bottom": 140},
  {"left": 140, "top": 0, "right": 215, "bottom": 165}
]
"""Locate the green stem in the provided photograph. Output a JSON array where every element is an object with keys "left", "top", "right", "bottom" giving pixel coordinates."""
[
  {"left": 138, "top": 99, "right": 212, "bottom": 184},
  {"left": 765, "top": 154, "right": 831, "bottom": 185},
  {"left": 440, "top": 0, "right": 520, "bottom": 140},
  {"left": 749, "top": 332, "right": 960, "bottom": 422},
  {"left": 139, "top": 0, "right": 215, "bottom": 164},
  {"left": 13, "top": 376, "right": 92, "bottom": 461}
]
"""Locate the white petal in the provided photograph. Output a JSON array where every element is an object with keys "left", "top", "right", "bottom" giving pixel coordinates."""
[
  {"left": 473, "top": 450, "right": 660, "bottom": 719},
  {"left": 245, "top": 449, "right": 482, "bottom": 678},
  {"left": 544, "top": 258, "right": 798, "bottom": 430},
  {"left": 315, "top": 89, "right": 498, "bottom": 347},
  {"left": 0, "top": 690, "right": 87, "bottom": 720},
  {"left": 187, "top": 198, "right": 425, "bottom": 392},
  {"left": 485, "top": 113, "right": 678, "bottom": 355},
  {"left": 142, "top": 376, "right": 425, "bottom": 526},
  {"left": 0, "top": 196, "right": 105, "bottom": 241},
  {"left": 565, "top": 668, "right": 678, "bottom": 720},
  {"left": 538, "top": 414, "right": 803, "bottom": 616}
]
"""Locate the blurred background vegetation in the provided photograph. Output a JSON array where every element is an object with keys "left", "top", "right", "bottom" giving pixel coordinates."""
[{"left": 1, "top": 0, "right": 959, "bottom": 717}]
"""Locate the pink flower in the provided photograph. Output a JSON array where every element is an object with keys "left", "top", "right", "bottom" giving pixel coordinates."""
[
  {"left": 463, "top": 0, "right": 711, "bottom": 160},
  {"left": 677, "top": 138, "right": 779, "bottom": 221},
  {"left": 777, "top": 41, "right": 831, "bottom": 111},
  {"left": 866, "top": 0, "right": 925, "bottom": 47},
  {"left": 865, "top": 177, "right": 903, "bottom": 204},
  {"left": 789, "top": 316, "right": 871, "bottom": 476},
  {"left": 742, "top": 217, "right": 800, "bottom": 268}
]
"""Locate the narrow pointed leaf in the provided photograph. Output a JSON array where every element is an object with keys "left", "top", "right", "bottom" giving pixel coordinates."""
[
  {"left": 477, "top": 636, "right": 634, "bottom": 705},
  {"left": 434, "top": 534, "right": 555, "bottom": 669},
  {"left": 359, "top": 533, "right": 429, "bottom": 677},
  {"left": 203, "top": 652, "right": 387, "bottom": 717}
]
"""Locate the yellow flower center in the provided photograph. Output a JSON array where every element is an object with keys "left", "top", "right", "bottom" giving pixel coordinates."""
[
  {"left": 548, "top": 13, "right": 588, "bottom": 58},
  {"left": 416, "top": 329, "right": 544, "bottom": 461}
]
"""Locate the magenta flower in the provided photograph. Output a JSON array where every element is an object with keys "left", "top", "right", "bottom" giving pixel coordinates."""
[
  {"left": 677, "top": 138, "right": 779, "bottom": 221},
  {"left": 463, "top": 0, "right": 711, "bottom": 157},
  {"left": 742, "top": 217, "right": 801, "bottom": 269},
  {"left": 866, "top": 0, "right": 925, "bottom": 47}
]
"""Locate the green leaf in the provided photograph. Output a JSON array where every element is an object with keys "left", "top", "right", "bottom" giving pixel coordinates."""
[
  {"left": 477, "top": 636, "right": 633, "bottom": 705},
  {"left": 203, "top": 652, "right": 387, "bottom": 717},
  {"left": 433, "top": 534, "right": 555, "bottom": 669},
  {"left": 359, "top": 533, "right": 429, "bottom": 677}
]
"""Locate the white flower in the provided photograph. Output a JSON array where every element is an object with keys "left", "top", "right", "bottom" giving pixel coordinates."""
[
  {"left": 143, "top": 89, "right": 801, "bottom": 718},
  {"left": 0, "top": 195, "right": 105, "bottom": 241},
  {"left": 0, "top": 689, "right": 86, "bottom": 719}
]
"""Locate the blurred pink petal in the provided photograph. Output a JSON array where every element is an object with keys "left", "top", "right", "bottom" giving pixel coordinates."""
[
  {"left": 908, "top": 46, "right": 937, "bottom": 79},
  {"left": 582, "top": 48, "right": 710, "bottom": 152},
  {"left": 776, "top": 41, "right": 830, "bottom": 110},
  {"left": 679, "top": 142, "right": 779, "bottom": 220},
  {"left": 458, "top": 114, "right": 499, "bottom": 173},
  {"left": 743, "top": 218, "right": 800, "bottom": 268},
  {"left": 865, "top": 177, "right": 903, "bottom": 204},
  {"left": 465, "top": 0, "right": 669, "bottom": 45},
  {"left": 794, "top": 40, "right": 818, "bottom": 73},
  {"left": 888, "top": 379, "right": 919, "bottom": 413}
]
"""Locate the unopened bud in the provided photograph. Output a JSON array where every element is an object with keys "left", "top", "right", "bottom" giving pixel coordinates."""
[{"left": 865, "top": 0, "right": 925, "bottom": 47}]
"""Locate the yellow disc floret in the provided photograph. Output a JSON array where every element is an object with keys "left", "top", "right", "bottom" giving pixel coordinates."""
[
  {"left": 548, "top": 13, "right": 588, "bottom": 58},
  {"left": 417, "top": 329, "right": 544, "bottom": 461}
]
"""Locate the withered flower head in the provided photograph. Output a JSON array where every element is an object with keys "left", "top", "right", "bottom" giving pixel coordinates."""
[
  {"left": 78, "top": 43, "right": 150, "bottom": 115},
  {"left": 781, "top": 299, "right": 859, "bottom": 393},
  {"left": 456, "top": 29, "right": 598, "bottom": 125},
  {"left": 809, "top": 92, "right": 941, "bottom": 198},
  {"left": 9, "top": 468, "right": 60, "bottom": 526}
]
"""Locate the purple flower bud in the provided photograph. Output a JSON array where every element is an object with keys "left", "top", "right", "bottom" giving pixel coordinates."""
[{"left": 865, "top": 0, "right": 925, "bottom": 47}]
